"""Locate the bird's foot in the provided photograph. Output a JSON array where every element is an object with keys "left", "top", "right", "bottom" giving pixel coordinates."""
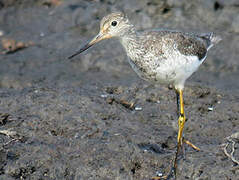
[
  {"left": 151, "top": 139, "right": 200, "bottom": 180},
  {"left": 183, "top": 138, "right": 200, "bottom": 151},
  {"left": 151, "top": 165, "right": 175, "bottom": 180}
]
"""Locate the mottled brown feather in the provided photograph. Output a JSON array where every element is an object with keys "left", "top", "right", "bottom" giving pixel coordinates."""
[{"left": 140, "top": 31, "right": 209, "bottom": 60}]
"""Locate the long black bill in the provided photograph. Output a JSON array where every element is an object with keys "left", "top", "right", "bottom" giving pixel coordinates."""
[
  {"left": 68, "top": 43, "right": 94, "bottom": 59},
  {"left": 68, "top": 33, "right": 109, "bottom": 59}
]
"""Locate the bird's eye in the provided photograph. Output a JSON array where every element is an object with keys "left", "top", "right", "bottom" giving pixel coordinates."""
[{"left": 111, "top": 21, "right": 117, "bottom": 26}]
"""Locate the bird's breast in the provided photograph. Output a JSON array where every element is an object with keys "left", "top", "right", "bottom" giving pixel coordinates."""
[
  {"left": 126, "top": 47, "right": 202, "bottom": 86},
  {"left": 126, "top": 53, "right": 171, "bottom": 84}
]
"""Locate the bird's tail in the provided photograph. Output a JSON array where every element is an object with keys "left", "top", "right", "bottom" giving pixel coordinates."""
[
  {"left": 208, "top": 32, "right": 222, "bottom": 50},
  {"left": 210, "top": 33, "right": 222, "bottom": 45},
  {"left": 199, "top": 32, "right": 221, "bottom": 50}
]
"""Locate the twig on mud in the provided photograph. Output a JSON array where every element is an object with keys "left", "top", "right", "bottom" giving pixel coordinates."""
[
  {"left": 0, "top": 129, "right": 17, "bottom": 138},
  {"left": 0, "top": 38, "right": 34, "bottom": 54},
  {"left": 0, "top": 129, "right": 25, "bottom": 150},
  {"left": 221, "top": 132, "right": 239, "bottom": 165},
  {"left": 106, "top": 97, "right": 135, "bottom": 110},
  {"left": 0, "top": 139, "right": 18, "bottom": 150}
]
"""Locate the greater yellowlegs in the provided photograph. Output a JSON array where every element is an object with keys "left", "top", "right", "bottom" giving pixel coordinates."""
[{"left": 68, "top": 12, "right": 221, "bottom": 179}]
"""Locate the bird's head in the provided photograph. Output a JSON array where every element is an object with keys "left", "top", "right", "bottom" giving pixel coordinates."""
[{"left": 68, "top": 12, "right": 133, "bottom": 59}]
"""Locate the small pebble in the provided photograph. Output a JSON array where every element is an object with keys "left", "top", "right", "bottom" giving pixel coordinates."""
[
  {"left": 156, "top": 171, "right": 163, "bottom": 177},
  {"left": 40, "top": 32, "right": 45, "bottom": 37},
  {"left": 135, "top": 106, "right": 142, "bottom": 111},
  {"left": 0, "top": 30, "right": 4, "bottom": 36},
  {"left": 74, "top": 132, "right": 80, "bottom": 138},
  {"left": 208, "top": 107, "right": 213, "bottom": 111},
  {"left": 100, "top": 94, "right": 108, "bottom": 98}
]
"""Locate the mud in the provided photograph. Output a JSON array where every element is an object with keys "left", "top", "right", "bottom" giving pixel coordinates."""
[{"left": 0, "top": 0, "right": 239, "bottom": 179}]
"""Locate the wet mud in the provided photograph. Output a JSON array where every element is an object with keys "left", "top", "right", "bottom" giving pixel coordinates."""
[{"left": 0, "top": 0, "right": 239, "bottom": 179}]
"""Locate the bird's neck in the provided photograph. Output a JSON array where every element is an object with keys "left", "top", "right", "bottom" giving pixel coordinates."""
[
  {"left": 118, "top": 28, "right": 141, "bottom": 60},
  {"left": 118, "top": 28, "right": 138, "bottom": 49}
]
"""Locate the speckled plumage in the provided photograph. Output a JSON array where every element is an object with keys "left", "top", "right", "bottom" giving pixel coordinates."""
[
  {"left": 119, "top": 28, "right": 219, "bottom": 89},
  {"left": 69, "top": 12, "right": 221, "bottom": 90},
  {"left": 98, "top": 12, "right": 220, "bottom": 90}
]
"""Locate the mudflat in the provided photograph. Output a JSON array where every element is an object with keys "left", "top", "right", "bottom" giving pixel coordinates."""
[{"left": 0, "top": 0, "right": 238, "bottom": 179}]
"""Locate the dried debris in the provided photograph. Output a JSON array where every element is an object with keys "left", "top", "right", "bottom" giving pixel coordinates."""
[
  {"left": 0, "top": 113, "right": 10, "bottom": 125},
  {"left": 42, "top": 0, "right": 63, "bottom": 7},
  {"left": 0, "top": 129, "right": 17, "bottom": 138},
  {"left": 106, "top": 97, "right": 135, "bottom": 110},
  {"left": 105, "top": 86, "right": 124, "bottom": 95},
  {"left": 0, "top": 128, "right": 26, "bottom": 150},
  {"left": 221, "top": 132, "right": 239, "bottom": 165},
  {"left": 1, "top": 38, "right": 34, "bottom": 54},
  {"left": 0, "top": 129, "right": 18, "bottom": 150}
]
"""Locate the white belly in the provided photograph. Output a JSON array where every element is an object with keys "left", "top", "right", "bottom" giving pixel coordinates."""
[{"left": 127, "top": 54, "right": 203, "bottom": 89}]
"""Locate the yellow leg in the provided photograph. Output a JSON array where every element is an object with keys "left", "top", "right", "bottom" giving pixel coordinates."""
[
  {"left": 177, "top": 89, "right": 185, "bottom": 146},
  {"left": 175, "top": 89, "right": 200, "bottom": 151},
  {"left": 173, "top": 89, "right": 186, "bottom": 177},
  {"left": 152, "top": 89, "right": 200, "bottom": 180},
  {"left": 173, "top": 89, "right": 200, "bottom": 176}
]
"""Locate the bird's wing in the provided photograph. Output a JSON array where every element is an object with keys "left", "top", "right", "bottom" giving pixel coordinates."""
[{"left": 141, "top": 30, "right": 209, "bottom": 60}]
